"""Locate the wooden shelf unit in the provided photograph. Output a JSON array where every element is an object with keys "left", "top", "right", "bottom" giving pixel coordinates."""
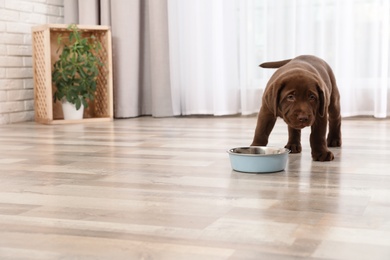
[{"left": 31, "top": 24, "right": 113, "bottom": 124}]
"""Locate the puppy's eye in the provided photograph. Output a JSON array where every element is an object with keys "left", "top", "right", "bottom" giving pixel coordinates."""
[
  {"left": 287, "top": 94, "right": 295, "bottom": 101},
  {"left": 309, "top": 94, "right": 316, "bottom": 101}
]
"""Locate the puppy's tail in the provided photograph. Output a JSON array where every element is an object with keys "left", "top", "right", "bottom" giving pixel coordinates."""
[{"left": 259, "top": 59, "right": 292, "bottom": 68}]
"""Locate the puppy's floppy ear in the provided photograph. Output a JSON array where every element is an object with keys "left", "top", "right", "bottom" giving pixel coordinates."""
[
  {"left": 273, "top": 82, "right": 286, "bottom": 117},
  {"left": 315, "top": 77, "right": 330, "bottom": 117},
  {"left": 264, "top": 80, "right": 286, "bottom": 117},
  {"left": 317, "top": 85, "right": 325, "bottom": 117}
]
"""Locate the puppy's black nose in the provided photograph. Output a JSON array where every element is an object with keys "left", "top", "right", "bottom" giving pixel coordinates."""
[{"left": 298, "top": 114, "right": 309, "bottom": 122}]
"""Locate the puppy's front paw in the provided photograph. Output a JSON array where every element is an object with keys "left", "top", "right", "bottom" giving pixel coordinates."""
[
  {"left": 312, "top": 150, "right": 334, "bottom": 161},
  {"left": 285, "top": 143, "right": 302, "bottom": 153}
]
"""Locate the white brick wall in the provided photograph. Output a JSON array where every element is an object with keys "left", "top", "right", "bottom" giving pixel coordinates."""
[{"left": 0, "top": 0, "right": 64, "bottom": 124}]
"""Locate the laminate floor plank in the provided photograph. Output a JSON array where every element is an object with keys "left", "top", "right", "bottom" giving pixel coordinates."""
[{"left": 0, "top": 116, "right": 390, "bottom": 259}]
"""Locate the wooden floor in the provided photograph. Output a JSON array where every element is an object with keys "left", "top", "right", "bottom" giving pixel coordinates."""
[{"left": 0, "top": 116, "right": 390, "bottom": 260}]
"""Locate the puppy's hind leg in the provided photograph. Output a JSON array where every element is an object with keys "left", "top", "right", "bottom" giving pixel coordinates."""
[
  {"left": 327, "top": 86, "right": 342, "bottom": 147},
  {"left": 285, "top": 126, "right": 302, "bottom": 153},
  {"left": 327, "top": 114, "right": 342, "bottom": 147}
]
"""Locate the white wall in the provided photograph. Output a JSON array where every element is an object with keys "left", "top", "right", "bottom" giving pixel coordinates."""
[{"left": 0, "top": 0, "right": 64, "bottom": 125}]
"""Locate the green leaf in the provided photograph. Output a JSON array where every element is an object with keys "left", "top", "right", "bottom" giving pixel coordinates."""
[
  {"left": 75, "top": 98, "right": 81, "bottom": 110},
  {"left": 81, "top": 98, "right": 88, "bottom": 109}
]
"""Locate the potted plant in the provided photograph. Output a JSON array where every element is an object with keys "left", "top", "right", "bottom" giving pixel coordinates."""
[{"left": 52, "top": 24, "right": 103, "bottom": 120}]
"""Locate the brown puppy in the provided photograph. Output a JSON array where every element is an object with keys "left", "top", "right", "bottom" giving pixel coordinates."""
[{"left": 251, "top": 55, "right": 341, "bottom": 161}]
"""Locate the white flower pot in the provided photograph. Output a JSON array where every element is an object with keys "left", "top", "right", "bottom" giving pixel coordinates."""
[{"left": 61, "top": 98, "right": 84, "bottom": 120}]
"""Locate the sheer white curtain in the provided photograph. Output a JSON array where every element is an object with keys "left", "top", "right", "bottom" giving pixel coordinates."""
[
  {"left": 168, "top": 0, "right": 390, "bottom": 118},
  {"left": 168, "top": 0, "right": 243, "bottom": 115}
]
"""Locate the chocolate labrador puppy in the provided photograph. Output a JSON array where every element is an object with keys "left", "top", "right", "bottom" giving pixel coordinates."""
[{"left": 251, "top": 55, "right": 341, "bottom": 161}]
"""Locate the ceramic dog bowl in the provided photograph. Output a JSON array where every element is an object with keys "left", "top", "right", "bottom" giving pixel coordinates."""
[{"left": 227, "top": 146, "right": 290, "bottom": 173}]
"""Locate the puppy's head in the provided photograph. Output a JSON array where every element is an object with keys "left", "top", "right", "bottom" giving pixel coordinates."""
[{"left": 264, "top": 69, "right": 329, "bottom": 130}]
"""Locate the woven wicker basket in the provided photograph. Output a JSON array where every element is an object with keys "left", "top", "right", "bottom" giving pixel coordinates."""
[{"left": 32, "top": 24, "right": 113, "bottom": 124}]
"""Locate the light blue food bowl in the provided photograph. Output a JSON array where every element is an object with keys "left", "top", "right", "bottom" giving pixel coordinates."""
[{"left": 227, "top": 146, "right": 290, "bottom": 173}]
